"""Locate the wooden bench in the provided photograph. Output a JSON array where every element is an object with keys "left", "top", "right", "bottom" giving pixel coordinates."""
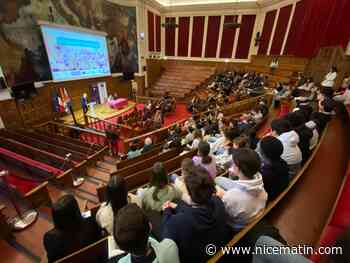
[
  {"left": 0, "top": 130, "right": 86, "bottom": 162},
  {"left": 53, "top": 236, "right": 109, "bottom": 263},
  {"left": 110, "top": 148, "right": 182, "bottom": 179},
  {"left": 116, "top": 145, "right": 162, "bottom": 170}
]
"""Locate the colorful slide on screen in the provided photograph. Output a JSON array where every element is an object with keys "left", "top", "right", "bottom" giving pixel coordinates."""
[{"left": 41, "top": 25, "right": 111, "bottom": 82}]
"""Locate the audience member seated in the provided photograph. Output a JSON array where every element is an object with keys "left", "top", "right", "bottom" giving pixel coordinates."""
[
  {"left": 313, "top": 97, "right": 336, "bottom": 127},
  {"left": 321, "top": 66, "right": 338, "bottom": 88},
  {"left": 259, "top": 136, "right": 290, "bottom": 201},
  {"left": 96, "top": 176, "right": 128, "bottom": 235},
  {"left": 334, "top": 83, "right": 350, "bottom": 105},
  {"left": 141, "top": 137, "right": 153, "bottom": 154},
  {"left": 139, "top": 162, "right": 182, "bottom": 212},
  {"left": 172, "top": 158, "right": 196, "bottom": 205},
  {"left": 187, "top": 129, "right": 202, "bottom": 150},
  {"left": 43, "top": 195, "right": 101, "bottom": 262},
  {"left": 162, "top": 166, "right": 231, "bottom": 262},
  {"left": 285, "top": 111, "right": 313, "bottom": 163},
  {"left": 215, "top": 148, "right": 267, "bottom": 230},
  {"left": 305, "top": 120, "right": 319, "bottom": 150},
  {"left": 270, "top": 119, "right": 302, "bottom": 178},
  {"left": 192, "top": 141, "right": 217, "bottom": 179},
  {"left": 127, "top": 141, "right": 142, "bottom": 160},
  {"left": 111, "top": 204, "right": 180, "bottom": 263}
]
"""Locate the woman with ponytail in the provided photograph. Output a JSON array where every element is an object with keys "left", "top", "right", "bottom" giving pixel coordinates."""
[{"left": 192, "top": 141, "right": 217, "bottom": 179}]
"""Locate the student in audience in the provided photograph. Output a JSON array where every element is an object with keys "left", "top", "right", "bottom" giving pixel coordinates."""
[
  {"left": 192, "top": 141, "right": 217, "bottom": 179},
  {"left": 140, "top": 162, "right": 182, "bottom": 212},
  {"left": 305, "top": 120, "right": 319, "bottom": 150},
  {"left": 112, "top": 204, "right": 180, "bottom": 263},
  {"left": 312, "top": 97, "right": 336, "bottom": 128},
  {"left": 187, "top": 129, "right": 202, "bottom": 149},
  {"left": 172, "top": 158, "right": 196, "bottom": 204},
  {"left": 334, "top": 84, "right": 350, "bottom": 105},
  {"left": 259, "top": 136, "right": 290, "bottom": 201},
  {"left": 44, "top": 195, "right": 101, "bottom": 262},
  {"left": 215, "top": 148, "right": 267, "bottom": 230},
  {"left": 141, "top": 137, "right": 153, "bottom": 154},
  {"left": 162, "top": 166, "right": 231, "bottom": 262},
  {"left": 127, "top": 141, "right": 141, "bottom": 160},
  {"left": 270, "top": 119, "right": 302, "bottom": 178},
  {"left": 96, "top": 176, "right": 128, "bottom": 235},
  {"left": 285, "top": 111, "right": 313, "bottom": 162},
  {"left": 321, "top": 66, "right": 338, "bottom": 88}
]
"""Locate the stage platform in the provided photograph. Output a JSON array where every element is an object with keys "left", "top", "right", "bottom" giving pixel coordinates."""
[{"left": 60, "top": 101, "right": 136, "bottom": 125}]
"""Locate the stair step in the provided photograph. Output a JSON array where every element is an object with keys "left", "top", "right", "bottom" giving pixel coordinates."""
[
  {"left": 86, "top": 167, "right": 110, "bottom": 183},
  {"left": 96, "top": 161, "right": 117, "bottom": 173}
]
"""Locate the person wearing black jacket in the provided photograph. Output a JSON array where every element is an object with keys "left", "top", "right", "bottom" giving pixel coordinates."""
[
  {"left": 259, "top": 136, "right": 290, "bottom": 201},
  {"left": 161, "top": 166, "right": 231, "bottom": 262},
  {"left": 43, "top": 195, "right": 101, "bottom": 263}
]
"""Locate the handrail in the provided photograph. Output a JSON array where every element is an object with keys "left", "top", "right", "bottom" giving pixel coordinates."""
[{"left": 207, "top": 123, "right": 329, "bottom": 262}]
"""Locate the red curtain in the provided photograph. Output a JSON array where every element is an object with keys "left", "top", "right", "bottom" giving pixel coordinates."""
[
  {"left": 220, "top": 15, "right": 238, "bottom": 58},
  {"left": 205, "top": 16, "right": 221, "bottom": 58},
  {"left": 270, "top": 5, "right": 292, "bottom": 55},
  {"left": 258, "top": 10, "right": 276, "bottom": 55},
  {"left": 178, "top": 17, "right": 190, "bottom": 57},
  {"left": 191, "top": 16, "right": 205, "bottom": 57},
  {"left": 283, "top": 0, "right": 306, "bottom": 55},
  {"left": 285, "top": 0, "right": 350, "bottom": 57},
  {"left": 235, "top": 15, "right": 256, "bottom": 59},
  {"left": 165, "top": 17, "right": 176, "bottom": 56},
  {"left": 155, "top": 15, "right": 161, "bottom": 52},
  {"left": 148, "top": 11, "right": 154, "bottom": 52}
]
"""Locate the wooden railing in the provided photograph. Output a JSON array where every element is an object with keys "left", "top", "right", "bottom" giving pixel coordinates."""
[
  {"left": 36, "top": 121, "right": 107, "bottom": 146},
  {"left": 85, "top": 114, "right": 136, "bottom": 139}
]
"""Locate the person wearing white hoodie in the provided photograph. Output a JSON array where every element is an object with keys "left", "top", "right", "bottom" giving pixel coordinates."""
[
  {"left": 215, "top": 148, "right": 267, "bottom": 230},
  {"left": 270, "top": 119, "right": 302, "bottom": 178}
]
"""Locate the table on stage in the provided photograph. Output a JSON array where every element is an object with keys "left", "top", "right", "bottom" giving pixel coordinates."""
[{"left": 108, "top": 98, "right": 128, "bottom": 109}]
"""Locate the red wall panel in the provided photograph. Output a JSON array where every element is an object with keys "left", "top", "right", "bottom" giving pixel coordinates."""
[
  {"left": 165, "top": 17, "right": 176, "bottom": 56},
  {"left": 155, "top": 15, "right": 161, "bottom": 52},
  {"left": 258, "top": 10, "right": 277, "bottom": 55},
  {"left": 284, "top": 1, "right": 306, "bottom": 55},
  {"left": 220, "top": 15, "right": 238, "bottom": 58},
  {"left": 178, "top": 17, "right": 190, "bottom": 57},
  {"left": 191, "top": 16, "right": 205, "bottom": 57},
  {"left": 205, "top": 16, "right": 221, "bottom": 58},
  {"left": 235, "top": 15, "right": 256, "bottom": 59},
  {"left": 148, "top": 11, "right": 154, "bottom": 52},
  {"left": 270, "top": 5, "right": 293, "bottom": 55}
]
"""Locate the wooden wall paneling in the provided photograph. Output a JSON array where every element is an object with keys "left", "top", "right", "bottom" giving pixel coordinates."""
[
  {"left": 146, "top": 59, "right": 164, "bottom": 88},
  {"left": 0, "top": 99, "right": 22, "bottom": 128}
]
